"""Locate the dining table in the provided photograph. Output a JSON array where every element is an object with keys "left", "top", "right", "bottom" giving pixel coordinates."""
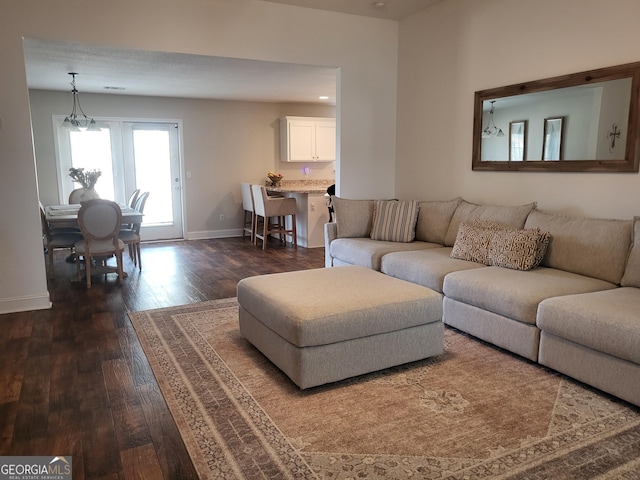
[{"left": 45, "top": 203, "right": 143, "bottom": 229}]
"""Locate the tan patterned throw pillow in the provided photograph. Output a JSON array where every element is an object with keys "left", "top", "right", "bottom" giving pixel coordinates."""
[
  {"left": 451, "top": 222, "right": 550, "bottom": 270},
  {"left": 450, "top": 222, "right": 506, "bottom": 264},
  {"left": 370, "top": 200, "right": 419, "bottom": 243},
  {"left": 488, "top": 228, "right": 551, "bottom": 271}
]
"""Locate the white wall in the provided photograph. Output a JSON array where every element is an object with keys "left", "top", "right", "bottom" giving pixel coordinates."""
[
  {"left": 396, "top": 0, "right": 640, "bottom": 219},
  {"left": 0, "top": 0, "right": 398, "bottom": 313},
  {"left": 29, "top": 90, "right": 335, "bottom": 239}
]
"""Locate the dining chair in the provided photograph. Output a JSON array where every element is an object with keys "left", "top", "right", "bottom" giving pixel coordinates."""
[
  {"left": 74, "top": 199, "right": 125, "bottom": 288},
  {"left": 240, "top": 183, "right": 256, "bottom": 242},
  {"left": 39, "top": 203, "right": 83, "bottom": 279},
  {"left": 251, "top": 185, "right": 297, "bottom": 250},
  {"left": 119, "top": 191, "right": 149, "bottom": 270},
  {"left": 128, "top": 189, "right": 141, "bottom": 208}
]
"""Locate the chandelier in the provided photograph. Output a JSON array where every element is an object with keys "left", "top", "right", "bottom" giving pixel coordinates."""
[
  {"left": 482, "top": 100, "right": 504, "bottom": 138},
  {"left": 62, "top": 72, "right": 101, "bottom": 132}
]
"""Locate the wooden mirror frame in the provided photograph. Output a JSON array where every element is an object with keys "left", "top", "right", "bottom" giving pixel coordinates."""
[{"left": 472, "top": 61, "right": 640, "bottom": 172}]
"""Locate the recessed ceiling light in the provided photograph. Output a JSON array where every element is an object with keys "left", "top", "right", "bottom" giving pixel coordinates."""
[
  {"left": 373, "top": 1, "right": 386, "bottom": 8},
  {"left": 319, "top": 96, "right": 329, "bottom": 100}
]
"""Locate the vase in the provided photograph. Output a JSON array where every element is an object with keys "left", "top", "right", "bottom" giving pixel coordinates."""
[{"left": 69, "top": 187, "right": 99, "bottom": 204}]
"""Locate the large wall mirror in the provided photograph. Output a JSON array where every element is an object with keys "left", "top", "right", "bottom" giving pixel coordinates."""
[{"left": 472, "top": 62, "right": 640, "bottom": 172}]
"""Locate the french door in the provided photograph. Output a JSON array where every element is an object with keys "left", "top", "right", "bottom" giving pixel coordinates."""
[
  {"left": 56, "top": 118, "right": 183, "bottom": 241},
  {"left": 122, "top": 122, "right": 183, "bottom": 240}
]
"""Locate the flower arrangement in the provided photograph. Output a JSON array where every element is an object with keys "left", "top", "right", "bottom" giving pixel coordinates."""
[
  {"left": 69, "top": 167, "right": 102, "bottom": 189},
  {"left": 267, "top": 171, "right": 284, "bottom": 186}
]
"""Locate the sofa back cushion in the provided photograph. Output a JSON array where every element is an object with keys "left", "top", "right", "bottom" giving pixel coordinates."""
[
  {"left": 415, "top": 197, "right": 461, "bottom": 245},
  {"left": 333, "top": 197, "right": 375, "bottom": 238},
  {"left": 524, "top": 210, "right": 633, "bottom": 284},
  {"left": 444, "top": 200, "right": 536, "bottom": 246},
  {"left": 370, "top": 200, "right": 419, "bottom": 242},
  {"left": 621, "top": 216, "right": 640, "bottom": 287}
]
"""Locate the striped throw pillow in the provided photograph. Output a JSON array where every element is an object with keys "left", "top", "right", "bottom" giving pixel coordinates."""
[{"left": 370, "top": 200, "right": 419, "bottom": 243}]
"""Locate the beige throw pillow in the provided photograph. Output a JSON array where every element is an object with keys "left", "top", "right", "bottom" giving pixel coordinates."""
[
  {"left": 333, "top": 197, "right": 375, "bottom": 238},
  {"left": 370, "top": 200, "right": 419, "bottom": 243}
]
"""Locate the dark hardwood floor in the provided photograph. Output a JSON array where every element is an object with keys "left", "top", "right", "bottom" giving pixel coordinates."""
[{"left": 0, "top": 237, "right": 325, "bottom": 479}]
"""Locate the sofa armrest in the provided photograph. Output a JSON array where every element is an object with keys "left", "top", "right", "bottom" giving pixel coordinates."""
[{"left": 324, "top": 222, "right": 337, "bottom": 267}]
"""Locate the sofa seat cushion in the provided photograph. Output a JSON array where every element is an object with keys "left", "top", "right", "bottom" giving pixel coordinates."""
[
  {"left": 443, "top": 266, "right": 616, "bottom": 325},
  {"left": 381, "top": 247, "right": 485, "bottom": 293},
  {"left": 329, "top": 238, "right": 438, "bottom": 271},
  {"left": 538, "top": 287, "right": 640, "bottom": 365}
]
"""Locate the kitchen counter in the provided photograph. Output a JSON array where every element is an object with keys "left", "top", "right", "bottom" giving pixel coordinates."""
[
  {"left": 267, "top": 186, "right": 328, "bottom": 194},
  {"left": 265, "top": 179, "right": 333, "bottom": 195},
  {"left": 263, "top": 180, "right": 333, "bottom": 248}
]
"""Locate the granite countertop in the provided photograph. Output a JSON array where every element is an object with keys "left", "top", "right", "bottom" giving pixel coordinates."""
[{"left": 265, "top": 179, "right": 334, "bottom": 195}]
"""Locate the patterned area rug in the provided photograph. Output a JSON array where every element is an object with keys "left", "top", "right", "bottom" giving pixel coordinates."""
[{"left": 129, "top": 298, "right": 640, "bottom": 479}]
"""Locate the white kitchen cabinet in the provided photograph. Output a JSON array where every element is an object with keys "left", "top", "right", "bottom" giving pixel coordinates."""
[{"left": 280, "top": 116, "right": 336, "bottom": 162}]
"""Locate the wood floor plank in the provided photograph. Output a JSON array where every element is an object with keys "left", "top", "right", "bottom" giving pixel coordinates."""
[
  {"left": 0, "top": 238, "right": 325, "bottom": 479},
  {"left": 120, "top": 444, "right": 164, "bottom": 480},
  {"left": 81, "top": 426, "right": 121, "bottom": 479},
  {"left": 46, "top": 408, "right": 83, "bottom": 456}
]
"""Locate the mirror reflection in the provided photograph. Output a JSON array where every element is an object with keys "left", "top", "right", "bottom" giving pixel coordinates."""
[
  {"left": 472, "top": 62, "right": 640, "bottom": 172},
  {"left": 509, "top": 120, "right": 526, "bottom": 161},
  {"left": 481, "top": 78, "right": 630, "bottom": 162}
]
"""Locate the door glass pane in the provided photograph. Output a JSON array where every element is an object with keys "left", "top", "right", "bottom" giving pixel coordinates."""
[
  {"left": 69, "top": 128, "right": 115, "bottom": 200},
  {"left": 132, "top": 129, "right": 173, "bottom": 225}
]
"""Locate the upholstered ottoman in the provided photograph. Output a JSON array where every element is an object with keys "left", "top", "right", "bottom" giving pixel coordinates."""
[{"left": 237, "top": 265, "right": 443, "bottom": 389}]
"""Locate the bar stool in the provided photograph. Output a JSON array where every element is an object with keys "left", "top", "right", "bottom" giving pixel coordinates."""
[
  {"left": 251, "top": 185, "right": 297, "bottom": 250},
  {"left": 240, "top": 183, "right": 256, "bottom": 242}
]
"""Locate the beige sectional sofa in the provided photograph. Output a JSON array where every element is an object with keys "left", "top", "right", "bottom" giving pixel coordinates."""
[{"left": 324, "top": 197, "right": 640, "bottom": 407}]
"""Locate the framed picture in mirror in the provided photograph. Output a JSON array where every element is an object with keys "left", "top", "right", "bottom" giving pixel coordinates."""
[
  {"left": 542, "top": 116, "right": 564, "bottom": 161},
  {"left": 509, "top": 120, "right": 527, "bottom": 161}
]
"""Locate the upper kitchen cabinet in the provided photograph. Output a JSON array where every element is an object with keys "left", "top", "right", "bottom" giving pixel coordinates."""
[{"left": 280, "top": 116, "right": 336, "bottom": 162}]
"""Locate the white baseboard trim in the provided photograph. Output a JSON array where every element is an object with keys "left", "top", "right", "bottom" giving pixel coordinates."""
[
  {"left": 185, "top": 228, "right": 243, "bottom": 240},
  {"left": 0, "top": 292, "right": 51, "bottom": 314}
]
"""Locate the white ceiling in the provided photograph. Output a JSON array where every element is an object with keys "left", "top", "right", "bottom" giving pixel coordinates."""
[
  {"left": 23, "top": 0, "right": 442, "bottom": 104},
  {"left": 259, "top": 0, "right": 443, "bottom": 21},
  {"left": 23, "top": 38, "right": 338, "bottom": 104}
]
